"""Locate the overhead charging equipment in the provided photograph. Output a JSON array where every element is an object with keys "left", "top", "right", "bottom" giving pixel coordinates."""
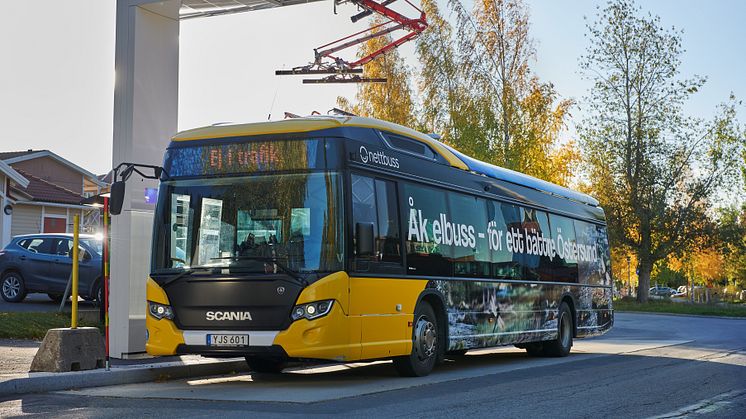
[{"left": 275, "top": 0, "right": 428, "bottom": 83}]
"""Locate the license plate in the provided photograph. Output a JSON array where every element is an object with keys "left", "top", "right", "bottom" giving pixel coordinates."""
[{"left": 207, "top": 334, "right": 249, "bottom": 347}]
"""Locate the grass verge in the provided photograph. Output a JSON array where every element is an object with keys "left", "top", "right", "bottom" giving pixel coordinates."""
[
  {"left": 614, "top": 299, "right": 746, "bottom": 318},
  {"left": 0, "top": 312, "right": 102, "bottom": 340}
]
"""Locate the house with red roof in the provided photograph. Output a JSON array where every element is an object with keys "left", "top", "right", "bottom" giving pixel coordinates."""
[
  {"left": 0, "top": 150, "right": 108, "bottom": 247},
  {"left": 0, "top": 161, "right": 30, "bottom": 247}
]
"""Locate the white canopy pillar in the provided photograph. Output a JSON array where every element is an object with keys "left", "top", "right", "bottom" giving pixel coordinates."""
[{"left": 111, "top": 0, "right": 180, "bottom": 358}]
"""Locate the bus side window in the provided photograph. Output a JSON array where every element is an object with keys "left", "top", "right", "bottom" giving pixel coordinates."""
[
  {"left": 375, "top": 179, "right": 402, "bottom": 267},
  {"left": 489, "top": 202, "right": 521, "bottom": 280},
  {"left": 520, "top": 208, "right": 553, "bottom": 282},
  {"left": 596, "top": 225, "right": 612, "bottom": 286},
  {"left": 402, "top": 183, "right": 452, "bottom": 276},
  {"left": 448, "top": 192, "right": 489, "bottom": 278},
  {"left": 574, "top": 220, "right": 601, "bottom": 286},
  {"left": 548, "top": 214, "right": 579, "bottom": 283},
  {"left": 351, "top": 174, "right": 403, "bottom": 273}
]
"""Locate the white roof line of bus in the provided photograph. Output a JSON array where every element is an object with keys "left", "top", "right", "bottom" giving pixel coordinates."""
[{"left": 440, "top": 142, "right": 600, "bottom": 207}]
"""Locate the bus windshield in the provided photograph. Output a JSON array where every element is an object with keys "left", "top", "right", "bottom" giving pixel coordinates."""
[{"left": 152, "top": 172, "right": 344, "bottom": 275}]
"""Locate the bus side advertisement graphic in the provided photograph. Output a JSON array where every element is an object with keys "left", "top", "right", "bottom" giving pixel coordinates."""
[
  {"left": 407, "top": 198, "right": 600, "bottom": 264},
  {"left": 435, "top": 280, "right": 613, "bottom": 351}
]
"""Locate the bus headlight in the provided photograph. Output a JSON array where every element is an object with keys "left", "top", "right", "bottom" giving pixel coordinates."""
[
  {"left": 291, "top": 300, "right": 334, "bottom": 321},
  {"left": 148, "top": 301, "right": 174, "bottom": 320}
]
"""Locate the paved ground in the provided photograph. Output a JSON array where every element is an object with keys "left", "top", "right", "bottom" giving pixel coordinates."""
[
  {"left": 0, "top": 293, "right": 98, "bottom": 313},
  {"left": 0, "top": 340, "right": 39, "bottom": 377},
  {"left": 1, "top": 312, "right": 745, "bottom": 418}
]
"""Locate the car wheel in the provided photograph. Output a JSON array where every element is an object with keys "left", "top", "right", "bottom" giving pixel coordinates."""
[
  {"left": 245, "top": 357, "right": 286, "bottom": 373},
  {"left": 542, "top": 302, "right": 573, "bottom": 357},
  {"left": 89, "top": 281, "right": 103, "bottom": 306},
  {"left": 1, "top": 272, "right": 27, "bottom": 303},
  {"left": 393, "top": 301, "right": 439, "bottom": 377}
]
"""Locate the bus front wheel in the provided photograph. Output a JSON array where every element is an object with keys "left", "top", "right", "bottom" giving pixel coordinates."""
[
  {"left": 393, "top": 301, "right": 439, "bottom": 377},
  {"left": 245, "top": 356, "right": 286, "bottom": 373}
]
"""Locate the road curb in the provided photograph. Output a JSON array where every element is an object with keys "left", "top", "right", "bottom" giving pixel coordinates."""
[
  {"left": 0, "top": 359, "right": 248, "bottom": 397},
  {"left": 616, "top": 310, "right": 746, "bottom": 320}
]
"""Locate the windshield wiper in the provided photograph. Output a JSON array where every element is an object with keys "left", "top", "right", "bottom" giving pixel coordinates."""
[
  {"left": 159, "top": 266, "right": 215, "bottom": 288},
  {"left": 210, "top": 256, "right": 308, "bottom": 286}
]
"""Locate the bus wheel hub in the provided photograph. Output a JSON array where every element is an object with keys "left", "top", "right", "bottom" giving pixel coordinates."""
[{"left": 414, "top": 317, "right": 437, "bottom": 360}]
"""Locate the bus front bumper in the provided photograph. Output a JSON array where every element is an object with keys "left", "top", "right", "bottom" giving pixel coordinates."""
[
  {"left": 146, "top": 302, "right": 359, "bottom": 362},
  {"left": 146, "top": 272, "right": 365, "bottom": 362}
]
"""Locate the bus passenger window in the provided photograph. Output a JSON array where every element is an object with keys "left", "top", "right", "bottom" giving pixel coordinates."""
[
  {"left": 596, "top": 225, "right": 612, "bottom": 286},
  {"left": 521, "top": 208, "right": 553, "bottom": 282},
  {"left": 375, "top": 179, "right": 401, "bottom": 265},
  {"left": 351, "top": 174, "right": 403, "bottom": 273},
  {"left": 402, "top": 183, "right": 452, "bottom": 276},
  {"left": 487, "top": 202, "right": 520, "bottom": 280},
  {"left": 448, "top": 192, "right": 489, "bottom": 278},
  {"left": 548, "top": 214, "right": 579, "bottom": 283}
]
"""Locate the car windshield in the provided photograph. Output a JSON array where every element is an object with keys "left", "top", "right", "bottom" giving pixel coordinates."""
[{"left": 152, "top": 172, "right": 344, "bottom": 275}]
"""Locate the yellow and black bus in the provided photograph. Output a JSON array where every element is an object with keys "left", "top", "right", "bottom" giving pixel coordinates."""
[{"left": 144, "top": 116, "right": 613, "bottom": 376}]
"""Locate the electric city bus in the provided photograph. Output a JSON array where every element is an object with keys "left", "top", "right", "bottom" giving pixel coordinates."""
[{"left": 143, "top": 116, "right": 613, "bottom": 377}]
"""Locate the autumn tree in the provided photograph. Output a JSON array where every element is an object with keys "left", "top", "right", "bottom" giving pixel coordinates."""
[
  {"left": 441, "top": 0, "right": 577, "bottom": 186},
  {"left": 579, "top": 0, "right": 744, "bottom": 302},
  {"left": 717, "top": 206, "right": 746, "bottom": 290},
  {"left": 337, "top": 16, "right": 416, "bottom": 127}
]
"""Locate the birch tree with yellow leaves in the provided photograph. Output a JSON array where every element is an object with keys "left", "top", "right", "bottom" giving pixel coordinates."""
[
  {"left": 337, "top": 16, "right": 417, "bottom": 127},
  {"left": 579, "top": 0, "right": 744, "bottom": 302},
  {"left": 340, "top": 0, "right": 580, "bottom": 187}
]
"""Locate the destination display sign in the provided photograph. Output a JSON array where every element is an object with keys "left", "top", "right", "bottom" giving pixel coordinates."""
[{"left": 166, "top": 139, "right": 324, "bottom": 177}]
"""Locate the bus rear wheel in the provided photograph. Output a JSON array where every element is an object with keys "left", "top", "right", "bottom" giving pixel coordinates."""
[
  {"left": 393, "top": 301, "right": 439, "bottom": 377},
  {"left": 542, "top": 302, "right": 573, "bottom": 357},
  {"left": 245, "top": 356, "right": 286, "bottom": 373}
]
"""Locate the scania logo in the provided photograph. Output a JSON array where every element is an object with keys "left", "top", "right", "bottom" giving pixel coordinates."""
[
  {"left": 359, "top": 145, "right": 400, "bottom": 169},
  {"left": 205, "top": 311, "right": 253, "bottom": 321},
  {"left": 277, "top": 286, "right": 285, "bottom": 295}
]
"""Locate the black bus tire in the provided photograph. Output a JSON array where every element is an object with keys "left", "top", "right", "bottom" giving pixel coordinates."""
[
  {"left": 393, "top": 301, "right": 439, "bottom": 377},
  {"left": 245, "top": 356, "right": 286, "bottom": 373},
  {"left": 542, "top": 302, "right": 573, "bottom": 357}
]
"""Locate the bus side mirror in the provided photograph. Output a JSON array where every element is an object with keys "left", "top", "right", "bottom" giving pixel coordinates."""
[
  {"left": 110, "top": 181, "right": 125, "bottom": 215},
  {"left": 355, "top": 222, "right": 375, "bottom": 257}
]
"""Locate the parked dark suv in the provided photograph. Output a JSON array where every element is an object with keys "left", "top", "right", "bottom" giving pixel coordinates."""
[{"left": 0, "top": 234, "right": 103, "bottom": 303}]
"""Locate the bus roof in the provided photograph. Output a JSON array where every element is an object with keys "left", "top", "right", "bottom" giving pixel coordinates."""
[
  {"left": 441, "top": 143, "right": 600, "bottom": 207},
  {"left": 172, "top": 116, "right": 469, "bottom": 171},
  {"left": 173, "top": 116, "right": 600, "bottom": 207}
]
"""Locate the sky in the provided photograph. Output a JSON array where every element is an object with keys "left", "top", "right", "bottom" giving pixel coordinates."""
[{"left": 0, "top": 0, "right": 744, "bottom": 175}]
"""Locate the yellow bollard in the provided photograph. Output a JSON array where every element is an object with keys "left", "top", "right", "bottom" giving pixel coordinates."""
[{"left": 71, "top": 214, "right": 79, "bottom": 329}]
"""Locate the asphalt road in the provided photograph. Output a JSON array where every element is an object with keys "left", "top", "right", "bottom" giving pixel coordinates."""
[{"left": 1, "top": 312, "right": 745, "bottom": 418}]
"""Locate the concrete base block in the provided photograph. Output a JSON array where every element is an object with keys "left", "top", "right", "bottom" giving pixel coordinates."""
[{"left": 30, "top": 328, "right": 105, "bottom": 373}]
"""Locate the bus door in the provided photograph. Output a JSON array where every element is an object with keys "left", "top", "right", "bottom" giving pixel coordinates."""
[{"left": 349, "top": 173, "right": 411, "bottom": 359}]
